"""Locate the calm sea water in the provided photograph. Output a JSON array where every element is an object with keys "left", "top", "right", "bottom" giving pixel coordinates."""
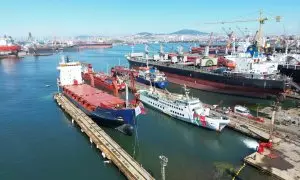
[{"left": 0, "top": 44, "right": 280, "bottom": 180}]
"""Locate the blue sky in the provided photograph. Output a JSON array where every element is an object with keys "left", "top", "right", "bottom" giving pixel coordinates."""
[{"left": 1, "top": 0, "right": 299, "bottom": 37}]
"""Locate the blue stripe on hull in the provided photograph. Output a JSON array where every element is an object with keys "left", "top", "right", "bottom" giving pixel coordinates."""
[
  {"left": 154, "top": 81, "right": 168, "bottom": 89},
  {"left": 136, "top": 77, "right": 168, "bottom": 89},
  {"left": 63, "top": 93, "right": 136, "bottom": 127}
]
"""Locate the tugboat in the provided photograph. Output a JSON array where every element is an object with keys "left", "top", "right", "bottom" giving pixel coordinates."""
[
  {"left": 57, "top": 57, "right": 142, "bottom": 135},
  {"left": 82, "top": 63, "right": 126, "bottom": 92},
  {"left": 136, "top": 66, "right": 168, "bottom": 89},
  {"left": 138, "top": 85, "right": 230, "bottom": 131}
]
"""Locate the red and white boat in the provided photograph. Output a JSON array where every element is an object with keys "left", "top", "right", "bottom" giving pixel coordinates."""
[
  {"left": 111, "top": 66, "right": 138, "bottom": 77},
  {"left": 82, "top": 64, "right": 126, "bottom": 92},
  {"left": 0, "top": 37, "right": 21, "bottom": 56}
]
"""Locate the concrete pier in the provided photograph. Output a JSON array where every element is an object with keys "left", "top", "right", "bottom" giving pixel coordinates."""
[
  {"left": 127, "top": 80, "right": 300, "bottom": 179},
  {"left": 54, "top": 93, "right": 154, "bottom": 180},
  {"left": 244, "top": 140, "right": 300, "bottom": 180}
]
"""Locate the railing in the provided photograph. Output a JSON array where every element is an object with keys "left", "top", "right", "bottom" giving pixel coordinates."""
[
  {"left": 130, "top": 58, "right": 289, "bottom": 81},
  {"left": 281, "top": 64, "right": 300, "bottom": 70}
]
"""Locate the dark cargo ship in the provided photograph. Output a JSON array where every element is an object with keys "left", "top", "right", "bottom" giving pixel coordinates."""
[
  {"left": 126, "top": 52, "right": 291, "bottom": 99},
  {"left": 278, "top": 64, "right": 300, "bottom": 83}
]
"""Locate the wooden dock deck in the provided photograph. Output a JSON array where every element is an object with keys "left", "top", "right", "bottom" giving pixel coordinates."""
[{"left": 54, "top": 93, "right": 154, "bottom": 180}]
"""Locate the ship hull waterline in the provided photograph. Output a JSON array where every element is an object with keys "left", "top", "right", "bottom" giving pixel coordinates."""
[
  {"left": 128, "top": 59, "right": 286, "bottom": 99},
  {"left": 62, "top": 91, "right": 136, "bottom": 135},
  {"left": 139, "top": 93, "right": 229, "bottom": 131}
]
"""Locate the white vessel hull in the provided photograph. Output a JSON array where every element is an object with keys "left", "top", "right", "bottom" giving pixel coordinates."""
[{"left": 139, "top": 91, "right": 230, "bottom": 131}]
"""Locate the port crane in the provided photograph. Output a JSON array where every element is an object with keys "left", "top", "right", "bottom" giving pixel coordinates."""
[
  {"left": 222, "top": 27, "right": 235, "bottom": 54},
  {"left": 205, "top": 10, "right": 281, "bottom": 48}
]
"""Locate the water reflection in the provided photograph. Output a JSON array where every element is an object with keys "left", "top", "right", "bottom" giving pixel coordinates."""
[{"left": 0, "top": 58, "right": 21, "bottom": 75}]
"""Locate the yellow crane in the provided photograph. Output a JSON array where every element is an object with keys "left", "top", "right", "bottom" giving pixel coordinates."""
[{"left": 205, "top": 10, "right": 281, "bottom": 48}]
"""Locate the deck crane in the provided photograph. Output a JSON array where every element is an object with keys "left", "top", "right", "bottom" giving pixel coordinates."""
[
  {"left": 205, "top": 10, "right": 281, "bottom": 49},
  {"left": 222, "top": 27, "right": 235, "bottom": 54}
]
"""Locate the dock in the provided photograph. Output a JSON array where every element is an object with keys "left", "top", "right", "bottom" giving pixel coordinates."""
[
  {"left": 126, "top": 80, "right": 300, "bottom": 179},
  {"left": 244, "top": 139, "right": 300, "bottom": 180},
  {"left": 54, "top": 93, "right": 154, "bottom": 180}
]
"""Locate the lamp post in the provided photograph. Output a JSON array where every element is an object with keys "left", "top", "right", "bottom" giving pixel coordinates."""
[{"left": 159, "top": 155, "right": 168, "bottom": 180}]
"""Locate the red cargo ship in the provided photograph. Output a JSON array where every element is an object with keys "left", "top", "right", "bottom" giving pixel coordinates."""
[
  {"left": 57, "top": 59, "right": 142, "bottom": 135},
  {"left": 82, "top": 64, "right": 126, "bottom": 92},
  {"left": 111, "top": 66, "right": 138, "bottom": 77},
  {"left": 0, "top": 37, "right": 21, "bottom": 56}
]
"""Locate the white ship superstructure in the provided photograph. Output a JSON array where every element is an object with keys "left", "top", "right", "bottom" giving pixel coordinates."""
[{"left": 138, "top": 86, "right": 230, "bottom": 131}]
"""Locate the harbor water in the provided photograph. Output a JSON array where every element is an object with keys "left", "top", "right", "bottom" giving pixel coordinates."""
[{"left": 0, "top": 44, "right": 284, "bottom": 180}]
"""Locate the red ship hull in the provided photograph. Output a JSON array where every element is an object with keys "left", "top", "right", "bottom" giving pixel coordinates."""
[
  {"left": 0, "top": 45, "right": 21, "bottom": 52},
  {"left": 83, "top": 73, "right": 125, "bottom": 92},
  {"left": 111, "top": 66, "right": 138, "bottom": 77}
]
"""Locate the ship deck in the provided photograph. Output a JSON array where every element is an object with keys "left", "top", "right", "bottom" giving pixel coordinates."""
[{"left": 64, "top": 84, "right": 124, "bottom": 108}]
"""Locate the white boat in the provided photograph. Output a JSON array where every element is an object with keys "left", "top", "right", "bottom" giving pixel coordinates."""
[
  {"left": 233, "top": 105, "right": 251, "bottom": 116},
  {"left": 138, "top": 86, "right": 230, "bottom": 131}
]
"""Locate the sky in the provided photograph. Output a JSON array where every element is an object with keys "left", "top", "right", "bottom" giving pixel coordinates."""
[{"left": 1, "top": 0, "right": 300, "bottom": 37}]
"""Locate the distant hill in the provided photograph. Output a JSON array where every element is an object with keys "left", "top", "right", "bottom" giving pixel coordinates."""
[
  {"left": 136, "top": 32, "right": 153, "bottom": 36},
  {"left": 170, "top": 29, "right": 208, "bottom": 35}
]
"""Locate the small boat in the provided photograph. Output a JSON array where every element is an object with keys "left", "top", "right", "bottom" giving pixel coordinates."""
[
  {"left": 138, "top": 85, "right": 230, "bottom": 131},
  {"left": 136, "top": 67, "right": 168, "bottom": 89},
  {"left": 233, "top": 105, "right": 264, "bottom": 123},
  {"left": 233, "top": 105, "right": 251, "bottom": 116}
]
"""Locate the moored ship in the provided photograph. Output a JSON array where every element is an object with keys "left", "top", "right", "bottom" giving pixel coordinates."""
[
  {"left": 126, "top": 45, "right": 291, "bottom": 99},
  {"left": 57, "top": 57, "right": 142, "bottom": 135},
  {"left": 75, "top": 41, "right": 113, "bottom": 49},
  {"left": 82, "top": 63, "right": 126, "bottom": 92},
  {"left": 0, "top": 36, "right": 21, "bottom": 57},
  {"left": 136, "top": 66, "right": 168, "bottom": 89},
  {"left": 138, "top": 86, "right": 230, "bottom": 131}
]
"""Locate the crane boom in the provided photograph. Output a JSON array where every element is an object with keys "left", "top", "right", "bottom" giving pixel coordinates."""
[
  {"left": 204, "top": 10, "right": 281, "bottom": 48},
  {"left": 205, "top": 19, "right": 258, "bottom": 24}
]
